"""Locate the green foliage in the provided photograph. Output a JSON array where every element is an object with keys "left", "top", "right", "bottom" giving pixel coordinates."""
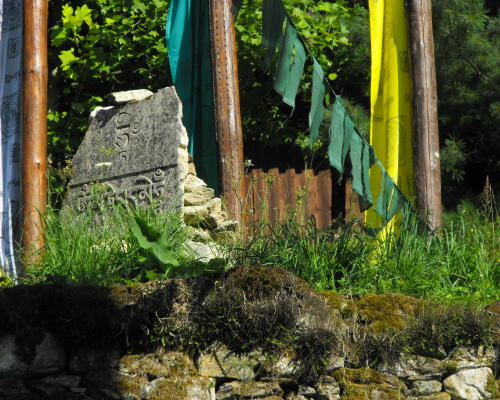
[
  {"left": 231, "top": 218, "right": 371, "bottom": 291},
  {"left": 432, "top": 0, "right": 500, "bottom": 198},
  {"left": 25, "top": 189, "right": 219, "bottom": 285},
  {"left": 130, "top": 215, "right": 179, "bottom": 270},
  {"left": 228, "top": 206, "right": 498, "bottom": 304},
  {"left": 45, "top": 0, "right": 499, "bottom": 204},
  {"left": 48, "top": 0, "right": 170, "bottom": 173},
  {"left": 235, "top": 0, "right": 355, "bottom": 148}
]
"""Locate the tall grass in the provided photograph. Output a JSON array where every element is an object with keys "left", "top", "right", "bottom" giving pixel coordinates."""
[
  {"left": 229, "top": 203, "right": 499, "bottom": 304},
  {"left": 25, "top": 193, "right": 194, "bottom": 285},
  {"left": 230, "top": 218, "right": 371, "bottom": 291}
]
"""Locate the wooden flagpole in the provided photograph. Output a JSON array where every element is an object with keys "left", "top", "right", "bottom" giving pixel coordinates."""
[
  {"left": 22, "top": 0, "right": 49, "bottom": 266},
  {"left": 208, "top": 0, "right": 245, "bottom": 224},
  {"left": 408, "top": 0, "right": 443, "bottom": 231}
]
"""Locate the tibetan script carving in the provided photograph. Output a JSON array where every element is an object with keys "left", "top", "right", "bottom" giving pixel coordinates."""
[{"left": 68, "top": 87, "right": 188, "bottom": 212}]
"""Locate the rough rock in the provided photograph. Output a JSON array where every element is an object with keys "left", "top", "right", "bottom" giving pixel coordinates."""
[
  {"left": 188, "top": 160, "right": 197, "bottom": 176},
  {"left": 119, "top": 352, "right": 197, "bottom": 379},
  {"left": 108, "top": 89, "right": 154, "bottom": 104},
  {"left": 382, "top": 353, "right": 444, "bottom": 379},
  {"left": 90, "top": 106, "right": 114, "bottom": 119},
  {"left": 41, "top": 374, "right": 82, "bottom": 388},
  {"left": 315, "top": 375, "right": 341, "bottom": 400},
  {"left": 286, "top": 395, "right": 308, "bottom": 400},
  {"left": 184, "top": 241, "right": 221, "bottom": 263},
  {"left": 197, "top": 344, "right": 259, "bottom": 381},
  {"left": 205, "top": 198, "right": 228, "bottom": 229},
  {"left": 216, "top": 381, "right": 283, "bottom": 400},
  {"left": 186, "top": 226, "right": 213, "bottom": 243},
  {"left": 214, "top": 220, "right": 239, "bottom": 233},
  {"left": 184, "top": 189, "right": 215, "bottom": 207},
  {"left": 0, "top": 335, "right": 28, "bottom": 377},
  {"left": 69, "top": 87, "right": 187, "bottom": 213},
  {"left": 409, "top": 394, "right": 451, "bottom": 400},
  {"left": 184, "top": 174, "right": 215, "bottom": 206},
  {"left": 25, "top": 380, "right": 70, "bottom": 396},
  {"left": 259, "top": 397, "right": 284, "bottom": 400},
  {"left": 298, "top": 385, "right": 316, "bottom": 396},
  {"left": 29, "top": 332, "right": 66, "bottom": 376},
  {"left": 323, "top": 354, "right": 345, "bottom": 373},
  {"left": 443, "top": 367, "right": 493, "bottom": 400},
  {"left": 83, "top": 369, "right": 147, "bottom": 400},
  {"left": 184, "top": 204, "right": 211, "bottom": 226},
  {"left": 259, "top": 351, "right": 300, "bottom": 378},
  {"left": 0, "top": 378, "right": 30, "bottom": 395},
  {"left": 145, "top": 376, "right": 216, "bottom": 400},
  {"left": 445, "top": 346, "right": 496, "bottom": 370},
  {"left": 68, "top": 347, "right": 121, "bottom": 375},
  {"left": 410, "top": 380, "right": 442, "bottom": 396},
  {"left": 332, "top": 368, "right": 407, "bottom": 400}
]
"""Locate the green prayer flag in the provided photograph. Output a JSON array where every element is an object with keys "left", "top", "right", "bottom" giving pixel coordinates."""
[
  {"left": 360, "top": 139, "right": 374, "bottom": 208},
  {"left": 273, "top": 22, "right": 306, "bottom": 110},
  {"left": 350, "top": 133, "right": 363, "bottom": 196},
  {"left": 262, "top": 0, "right": 287, "bottom": 67},
  {"left": 328, "top": 97, "right": 354, "bottom": 177},
  {"left": 349, "top": 133, "right": 373, "bottom": 211},
  {"left": 309, "top": 59, "right": 326, "bottom": 146},
  {"left": 374, "top": 165, "right": 405, "bottom": 225}
]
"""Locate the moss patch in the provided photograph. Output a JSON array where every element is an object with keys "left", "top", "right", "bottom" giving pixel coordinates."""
[
  {"left": 355, "top": 293, "right": 424, "bottom": 332},
  {"left": 333, "top": 368, "right": 405, "bottom": 400},
  {"left": 320, "top": 290, "right": 355, "bottom": 318},
  {"left": 333, "top": 367, "right": 386, "bottom": 385}
]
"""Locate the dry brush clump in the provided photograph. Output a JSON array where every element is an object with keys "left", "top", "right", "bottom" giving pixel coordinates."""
[{"left": 150, "top": 266, "right": 341, "bottom": 380}]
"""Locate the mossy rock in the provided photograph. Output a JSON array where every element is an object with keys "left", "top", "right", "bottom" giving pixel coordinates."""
[
  {"left": 340, "top": 383, "right": 403, "bottom": 400},
  {"left": 355, "top": 293, "right": 424, "bottom": 333},
  {"left": 119, "top": 352, "right": 197, "bottom": 379},
  {"left": 333, "top": 367, "right": 387, "bottom": 385},
  {"left": 485, "top": 373, "right": 499, "bottom": 399},
  {"left": 320, "top": 290, "right": 355, "bottom": 318},
  {"left": 147, "top": 376, "right": 215, "bottom": 400},
  {"left": 223, "top": 265, "right": 315, "bottom": 301},
  {"left": 333, "top": 368, "right": 407, "bottom": 399}
]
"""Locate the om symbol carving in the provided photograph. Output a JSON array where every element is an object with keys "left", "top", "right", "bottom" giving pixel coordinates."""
[{"left": 115, "top": 112, "right": 140, "bottom": 163}]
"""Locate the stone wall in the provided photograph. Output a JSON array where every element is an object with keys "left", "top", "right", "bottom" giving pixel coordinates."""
[
  {"left": 0, "top": 332, "right": 497, "bottom": 400},
  {"left": 0, "top": 268, "right": 497, "bottom": 400}
]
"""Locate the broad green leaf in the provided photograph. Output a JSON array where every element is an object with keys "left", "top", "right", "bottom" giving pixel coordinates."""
[
  {"left": 59, "top": 49, "right": 79, "bottom": 70},
  {"left": 75, "top": 5, "right": 93, "bottom": 27},
  {"left": 130, "top": 216, "right": 179, "bottom": 268}
]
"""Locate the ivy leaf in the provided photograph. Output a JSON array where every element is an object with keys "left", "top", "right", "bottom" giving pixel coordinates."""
[
  {"left": 75, "top": 5, "right": 93, "bottom": 27},
  {"left": 61, "top": 4, "right": 74, "bottom": 21},
  {"left": 59, "top": 49, "right": 79, "bottom": 71},
  {"left": 51, "top": 27, "right": 68, "bottom": 47},
  {"left": 132, "top": 0, "right": 147, "bottom": 13}
]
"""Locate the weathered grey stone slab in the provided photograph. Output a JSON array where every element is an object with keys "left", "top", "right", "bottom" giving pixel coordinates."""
[{"left": 68, "top": 87, "right": 188, "bottom": 212}]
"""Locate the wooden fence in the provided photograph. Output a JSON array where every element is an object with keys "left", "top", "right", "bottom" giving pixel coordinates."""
[{"left": 241, "top": 143, "right": 356, "bottom": 231}]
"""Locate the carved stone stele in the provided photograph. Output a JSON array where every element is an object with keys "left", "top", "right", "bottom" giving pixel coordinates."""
[{"left": 68, "top": 87, "right": 189, "bottom": 212}]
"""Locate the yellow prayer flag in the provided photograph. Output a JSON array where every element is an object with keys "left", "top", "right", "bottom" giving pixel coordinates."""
[{"left": 366, "top": 0, "right": 415, "bottom": 235}]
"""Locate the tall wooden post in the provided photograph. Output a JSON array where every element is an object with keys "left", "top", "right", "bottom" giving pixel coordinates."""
[
  {"left": 208, "top": 0, "right": 245, "bottom": 223},
  {"left": 22, "top": 0, "right": 49, "bottom": 265},
  {"left": 408, "top": 0, "right": 442, "bottom": 231}
]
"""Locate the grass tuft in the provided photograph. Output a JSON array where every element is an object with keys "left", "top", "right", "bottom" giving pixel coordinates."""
[
  {"left": 226, "top": 201, "right": 498, "bottom": 304},
  {"left": 24, "top": 190, "right": 211, "bottom": 285}
]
